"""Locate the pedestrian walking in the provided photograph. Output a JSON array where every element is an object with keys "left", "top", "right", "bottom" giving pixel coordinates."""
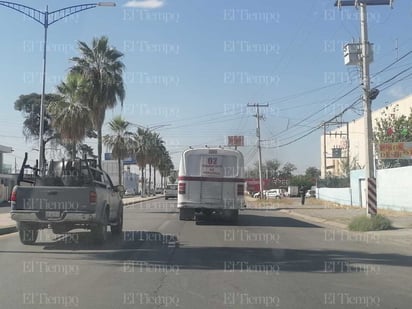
[{"left": 300, "top": 186, "right": 306, "bottom": 205}]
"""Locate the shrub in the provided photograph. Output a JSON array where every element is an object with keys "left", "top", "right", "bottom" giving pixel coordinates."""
[{"left": 348, "top": 215, "right": 392, "bottom": 231}]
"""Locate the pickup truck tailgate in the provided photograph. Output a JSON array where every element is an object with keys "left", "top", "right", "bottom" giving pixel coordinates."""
[{"left": 12, "top": 186, "right": 94, "bottom": 213}]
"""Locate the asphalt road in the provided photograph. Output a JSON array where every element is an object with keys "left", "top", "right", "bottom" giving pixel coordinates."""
[
  {"left": 0, "top": 198, "right": 411, "bottom": 309},
  {"left": 0, "top": 202, "right": 10, "bottom": 213}
]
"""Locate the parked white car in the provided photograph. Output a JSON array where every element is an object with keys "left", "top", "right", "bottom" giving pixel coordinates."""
[
  {"left": 124, "top": 188, "right": 136, "bottom": 196},
  {"left": 253, "top": 190, "right": 267, "bottom": 198},
  {"left": 306, "top": 190, "right": 316, "bottom": 198},
  {"left": 265, "top": 189, "right": 283, "bottom": 199}
]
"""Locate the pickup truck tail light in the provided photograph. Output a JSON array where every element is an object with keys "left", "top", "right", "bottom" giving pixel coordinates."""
[
  {"left": 10, "top": 189, "right": 16, "bottom": 202},
  {"left": 237, "top": 184, "right": 244, "bottom": 196},
  {"left": 89, "top": 191, "right": 97, "bottom": 204},
  {"left": 178, "top": 182, "right": 186, "bottom": 194}
]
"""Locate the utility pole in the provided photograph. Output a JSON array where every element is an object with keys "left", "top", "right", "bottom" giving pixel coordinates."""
[
  {"left": 336, "top": 0, "right": 392, "bottom": 216},
  {"left": 248, "top": 103, "right": 268, "bottom": 199}
]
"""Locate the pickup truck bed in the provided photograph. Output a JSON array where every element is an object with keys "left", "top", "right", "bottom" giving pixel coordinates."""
[{"left": 10, "top": 155, "right": 124, "bottom": 245}]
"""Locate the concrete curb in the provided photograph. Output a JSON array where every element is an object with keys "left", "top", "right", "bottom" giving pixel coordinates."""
[
  {"left": 278, "top": 209, "right": 348, "bottom": 230},
  {"left": 123, "top": 195, "right": 163, "bottom": 207},
  {"left": 245, "top": 205, "right": 349, "bottom": 230}
]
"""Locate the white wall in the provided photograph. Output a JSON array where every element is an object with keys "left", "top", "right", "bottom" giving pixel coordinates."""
[
  {"left": 376, "top": 166, "right": 412, "bottom": 211},
  {"left": 318, "top": 187, "right": 352, "bottom": 205},
  {"left": 320, "top": 167, "right": 412, "bottom": 212},
  {"left": 0, "top": 184, "right": 9, "bottom": 203}
]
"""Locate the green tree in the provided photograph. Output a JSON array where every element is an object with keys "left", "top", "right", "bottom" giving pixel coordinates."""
[
  {"left": 279, "top": 162, "right": 297, "bottom": 179},
  {"left": 14, "top": 93, "right": 61, "bottom": 162},
  {"left": 245, "top": 162, "right": 259, "bottom": 178},
  {"left": 289, "top": 175, "right": 313, "bottom": 189},
  {"left": 305, "top": 166, "right": 321, "bottom": 180},
  {"left": 131, "top": 128, "right": 152, "bottom": 196},
  {"left": 265, "top": 159, "right": 281, "bottom": 178},
  {"left": 48, "top": 73, "right": 92, "bottom": 160},
  {"left": 147, "top": 132, "right": 166, "bottom": 191},
  {"left": 103, "top": 115, "right": 133, "bottom": 185},
  {"left": 338, "top": 156, "right": 362, "bottom": 178},
  {"left": 78, "top": 144, "right": 96, "bottom": 159},
  {"left": 158, "top": 151, "right": 174, "bottom": 187},
  {"left": 70, "top": 36, "right": 125, "bottom": 168},
  {"left": 374, "top": 107, "right": 412, "bottom": 168}
]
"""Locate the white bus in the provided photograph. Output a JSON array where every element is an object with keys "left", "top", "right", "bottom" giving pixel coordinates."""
[{"left": 177, "top": 147, "right": 245, "bottom": 222}]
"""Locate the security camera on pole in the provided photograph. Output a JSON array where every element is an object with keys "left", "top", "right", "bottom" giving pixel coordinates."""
[{"left": 335, "top": 0, "right": 393, "bottom": 216}]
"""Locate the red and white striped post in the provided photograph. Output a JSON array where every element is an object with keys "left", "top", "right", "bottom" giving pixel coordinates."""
[{"left": 367, "top": 177, "right": 377, "bottom": 216}]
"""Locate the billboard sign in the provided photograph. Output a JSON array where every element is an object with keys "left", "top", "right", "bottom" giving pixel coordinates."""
[
  {"left": 228, "top": 136, "right": 244, "bottom": 147},
  {"left": 378, "top": 142, "right": 412, "bottom": 159}
]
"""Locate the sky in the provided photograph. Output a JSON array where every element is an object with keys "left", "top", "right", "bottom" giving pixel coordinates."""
[{"left": 1, "top": 0, "right": 412, "bottom": 174}]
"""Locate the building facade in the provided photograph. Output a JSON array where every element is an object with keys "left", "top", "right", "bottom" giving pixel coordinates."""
[
  {"left": 0, "top": 145, "right": 13, "bottom": 174},
  {"left": 320, "top": 95, "right": 412, "bottom": 178}
]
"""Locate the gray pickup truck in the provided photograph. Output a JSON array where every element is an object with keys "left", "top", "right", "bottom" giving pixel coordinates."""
[{"left": 10, "top": 154, "right": 124, "bottom": 245}]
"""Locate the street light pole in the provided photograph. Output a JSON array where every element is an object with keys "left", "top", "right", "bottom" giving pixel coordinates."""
[{"left": 0, "top": 1, "right": 116, "bottom": 175}]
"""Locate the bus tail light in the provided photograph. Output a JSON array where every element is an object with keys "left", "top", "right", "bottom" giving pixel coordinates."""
[
  {"left": 179, "top": 182, "right": 186, "bottom": 194},
  {"left": 237, "top": 184, "right": 244, "bottom": 196}
]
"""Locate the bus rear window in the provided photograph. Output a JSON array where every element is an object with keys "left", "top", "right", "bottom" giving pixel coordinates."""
[{"left": 185, "top": 154, "right": 238, "bottom": 177}]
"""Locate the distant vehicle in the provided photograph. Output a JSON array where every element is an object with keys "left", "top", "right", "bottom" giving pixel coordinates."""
[
  {"left": 177, "top": 147, "right": 245, "bottom": 222},
  {"left": 124, "top": 188, "right": 136, "bottom": 196},
  {"left": 306, "top": 189, "right": 316, "bottom": 198},
  {"left": 10, "top": 153, "right": 124, "bottom": 245},
  {"left": 253, "top": 190, "right": 267, "bottom": 198},
  {"left": 165, "top": 184, "right": 178, "bottom": 200},
  {"left": 155, "top": 187, "right": 163, "bottom": 194},
  {"left": 265, "top": 189, "right": 283, "bottom": 199},
  {"left": 287, "top": 185, "right": 299, "bottom": 197}
]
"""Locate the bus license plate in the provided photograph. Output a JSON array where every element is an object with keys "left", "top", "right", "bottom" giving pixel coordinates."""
[{"left": 45, "top": 211, "right": 60, "bottom": 218}]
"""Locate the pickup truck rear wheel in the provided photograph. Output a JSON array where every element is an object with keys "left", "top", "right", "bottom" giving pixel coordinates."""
[
  {"left": 18, "top": 223, "right": 38, "bottom": 245},
  {"left": 111, "top": 205, "right": 123, "bottom": 235},
  {"left": 91, "top": 212, "right": 108, "bottom": 244}
]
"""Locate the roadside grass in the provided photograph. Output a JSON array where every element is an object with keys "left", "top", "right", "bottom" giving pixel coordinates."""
[{"left": 348, "top": 215, "right": 393, "bottom": 231}]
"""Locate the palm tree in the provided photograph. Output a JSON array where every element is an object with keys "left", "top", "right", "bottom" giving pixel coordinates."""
[
  {"left": 103, "top": 116, "right": 133, "bottom": 185},
  {"left": 132, "top": 128, "right": 151, "bottom": 196},
  {"left": 158, "top": 151, "right": 174, "bottom": 188},
  {"left": 48, "top": 72, "right": 92, "bottom": 160},
  {"left": 145, "top": 131, "right": 163, "bottom": 194},
  {"left": 70, "top": 36, "right": 125, "bottom": 168},
  {"left": 149, "top": 132, "right": 166, "bottom": 191}
]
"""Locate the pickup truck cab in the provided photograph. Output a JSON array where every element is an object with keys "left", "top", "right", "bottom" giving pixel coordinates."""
[{"left": 10, "top": 154, "right": 124, "bottom": 245}]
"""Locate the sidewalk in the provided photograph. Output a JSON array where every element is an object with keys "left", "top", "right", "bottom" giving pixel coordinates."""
[
  {"left": 0, "top": 195, "right": 162, "bottom": 236},
  {"left": 245, "top": 196, "right": 412, "bottom": 246}
]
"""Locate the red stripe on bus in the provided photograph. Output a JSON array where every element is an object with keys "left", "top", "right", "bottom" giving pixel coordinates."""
[{"left": 178, "top": 176, "right": 245, "bottom": 183}]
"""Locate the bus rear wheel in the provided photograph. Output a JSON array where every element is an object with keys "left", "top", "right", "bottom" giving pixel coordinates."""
[{"left": 224, "top": 209, "right": 239, "bottom": 223}]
